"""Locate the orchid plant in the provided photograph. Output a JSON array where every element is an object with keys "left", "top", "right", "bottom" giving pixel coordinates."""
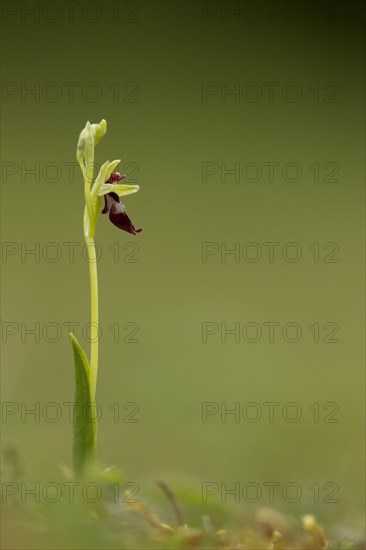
[{"left": 70, "top": 120, "right": 141, "bottom": 473}]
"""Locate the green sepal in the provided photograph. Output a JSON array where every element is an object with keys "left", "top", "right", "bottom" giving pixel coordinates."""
[
  {"left": 98, "top": 182, "right": 140, "bottom": 198},
  {"left": 70, "top": 333, "right": 96, "bottom": 474},
  {"left": 92, "top": 159, "right": 121, "bottom": 198}
]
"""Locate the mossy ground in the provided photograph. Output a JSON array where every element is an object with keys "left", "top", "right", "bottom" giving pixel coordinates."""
[{"left": 1, "top": 462, "right": 364, "bottom": 550}]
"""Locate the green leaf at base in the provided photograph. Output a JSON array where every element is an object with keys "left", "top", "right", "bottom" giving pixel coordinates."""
[{"left": 70, "top": 333, "right": 96, "bottom": 474}]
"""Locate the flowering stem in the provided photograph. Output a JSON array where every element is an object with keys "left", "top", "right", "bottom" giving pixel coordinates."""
[
  {"left": 85, "top": 235, "right": 99, "bottom": 402},
  {"left": 72, "top": 119, "right": 140, "bottom": 473}
]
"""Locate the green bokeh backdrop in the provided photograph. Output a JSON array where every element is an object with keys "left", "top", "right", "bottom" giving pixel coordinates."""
[{"left": 1, "top": 0, "right": 364, "bottom": 536}]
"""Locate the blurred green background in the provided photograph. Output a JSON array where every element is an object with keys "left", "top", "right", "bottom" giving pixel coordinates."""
[{"left": 1, "top": 0, "right": 365, "bottom": 542}]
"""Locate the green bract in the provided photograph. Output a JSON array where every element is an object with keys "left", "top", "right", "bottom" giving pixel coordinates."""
[
  {"left": 76, "top": 119, "right": 107, "bottom": 180},
  {"left": 87, "top": 159, "right": 120, "bottom": 237}
]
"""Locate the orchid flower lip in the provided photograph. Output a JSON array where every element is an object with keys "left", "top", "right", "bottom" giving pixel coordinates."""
[{"left": 102, "top": 172, "right": 142, "bottom": 235}]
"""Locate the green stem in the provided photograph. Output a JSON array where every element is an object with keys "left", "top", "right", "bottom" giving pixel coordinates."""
[{"left": 85, "top": 236, "right": 99, "bottom": 402}]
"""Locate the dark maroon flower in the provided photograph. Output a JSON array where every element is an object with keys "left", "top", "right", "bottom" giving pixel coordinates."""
[{"left": 101, "top": 172, "right": 141, "bottom": 235}]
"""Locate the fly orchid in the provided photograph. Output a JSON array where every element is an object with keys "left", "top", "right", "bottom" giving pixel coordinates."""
[{"left": 70, "top": 120, "right": 141, "bottom": 473}]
